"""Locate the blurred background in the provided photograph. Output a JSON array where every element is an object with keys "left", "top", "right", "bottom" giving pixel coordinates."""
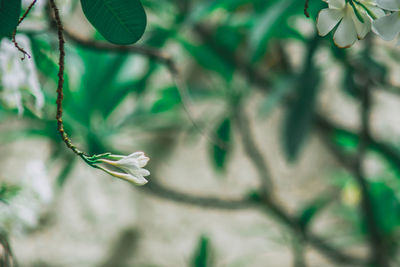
[{"left": 1, "top": 0, "right": 400, "bottom": 266}]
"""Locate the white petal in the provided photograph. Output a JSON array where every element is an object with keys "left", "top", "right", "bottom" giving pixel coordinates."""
[
  {"left": 367, "top": 6, "right": 386, "bottom": 18},
  {"left": 372, "top": 12, "right": 400, "bottom": 40},
  {"left": 351, "top": 9, "right": 371, "bottom": 39},
  {"left": 376, "top": 0, "right": 400, "bottom": 10},
  {"left": 333, "top": 13, "right": 358, "bottom": 47},
  {"left": 118, "top": 157, "right": 140, "bottom": 168},
  {"left": 137, "top": 156, "right": 149, "bottom": 168},
  {"left": 99, "top": 158, "right": 119, "bottom": 167},
  {"left": 317, "top": 8, "right": 344, "bottom": 36},
  {"left": 139, "top": 169, "right": 150, "bottom": 176},
  {"left": 128, "top": 167, "right": 150, "bottom": 177},
  {"left": 328, "top": 0, "right": 346, "bottom": 9},
  {"left": 123, "top": 152, "right": 149, "bottom": 167},
  {"left": 126, "top": 152, "right": 145, "bottom": 159},
  {"left": 100, "top": 167, "right": 148, "bottom": 185}
]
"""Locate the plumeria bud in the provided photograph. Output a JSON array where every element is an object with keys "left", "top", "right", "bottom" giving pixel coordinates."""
[{"left": 96, "top": 152, "right": 150, "bottom": 186}]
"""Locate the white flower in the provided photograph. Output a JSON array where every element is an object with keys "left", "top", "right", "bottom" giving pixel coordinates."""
[
  {"left": 0, "top": 35, "right": 44, "bottom": 115},
  {"left": 372, "top": 0, "right": 400, "bottom": 42},
  {"left": 317, "top": 0, "right": 383, "bottom": 47},
  {"left": 96, "top": 152, "right": 150, "bottom": 186}
]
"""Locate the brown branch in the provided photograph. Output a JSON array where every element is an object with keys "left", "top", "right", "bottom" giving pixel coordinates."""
[
  {"left": 49, "top": 0, "right": 85, "bottom": 157},
  {"left": 11, "top": 0, "right": 38, "bottom": 60},
  {"left": 304, "top": 0, "right": 310, "bottom": 17}
]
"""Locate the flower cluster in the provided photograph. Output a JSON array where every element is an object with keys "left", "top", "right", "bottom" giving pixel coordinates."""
[{"left": 316, "top": 0, "right": 400, "bottom": 47}]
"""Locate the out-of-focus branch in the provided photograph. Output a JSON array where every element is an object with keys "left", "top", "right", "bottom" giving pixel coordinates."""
[
  {"left": 143, "top": 176, "right": 367, "bottom": 265},
  {"left": 356, "top": 78, "right": 388, "bottom": 266},
  {"left": 316, "top": 84, "right": 388, "bottom": 265},
  {"left": 143, "top": 180, "right": 255, "bottom": 210},
  {"left": 306, "top": 234, "right": 366, "bottom": 265},
  {"left": 62, "top": 28, "right": 177, "bottom": 73},
  {"left": 0, "top": 233, "right": 17, "bottom": 267},
  {"left": 233, "top": 104, "right": 274, "bottom": 195}
]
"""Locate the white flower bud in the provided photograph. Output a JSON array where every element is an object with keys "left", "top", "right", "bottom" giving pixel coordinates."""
[{"left": 96, "top": 152, "right": 150, "bottom": 186}]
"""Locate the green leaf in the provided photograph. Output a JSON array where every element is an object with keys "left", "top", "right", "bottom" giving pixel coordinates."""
[
  {"left": 333, "top": 129, "right": 359, "bottom": 153},
  {"left": 211, "top": 118, "right": 232, "bottom": 171},
  {"left": 258, "top": 76, "right": 295, "bottom": 118},
  {"left": 151, "top": 86, "right": 181, "bottom": 113},
  {"left": 57, "top": 158, "right": 76, "bottom": 187},
  {"left": 298, "top": 195, "right": 332, "bottom": 230},
  {"left": 191, "top": 236, "right": 213, "bottom": 267},
  {"left": 179, "top": 38, "right": 234, "bottom": 81},
  {"left": 249, "top": 0, "right": 293, "bottom": 62},
  {"left": 80, "top": 0, "right": 147, "bottom": 45},
  {"left": 369, "top": 182, "right": 400, "bottom": 235},
  {"left": 0, "top": 183, "right": 20, "bottom": 204},
  {"left": 283, "top": 67, "right": 320, "bottom": 161},
  {"left": 0, "top": 0, "right": 21, "bottom": 38},
  {"left": 283, "top": 37, "right": 321, "bottom": 161}
]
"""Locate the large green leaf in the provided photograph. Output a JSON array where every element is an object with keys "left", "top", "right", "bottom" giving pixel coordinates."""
[
  {"left": 283, "top": 66, "right": 320, "bottom": 161},
  {"left": 80, "top": 0, "right": 147, "bottom": 45},
  {"left": 0, "top": 0, "right": 21, "bottom": 38},
  {"left": 283, "top": 37, "right": 321, "bottom": 161}
]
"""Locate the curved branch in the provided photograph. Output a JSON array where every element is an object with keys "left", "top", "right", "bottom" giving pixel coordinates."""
[
  {"left": 62, "top": 28, "right": 176, "bottom": 72},
  {"left": 143, "top": 181, "right": 254, "bottom": 210},
  {"left": 233, "top": 104, "right": 274, "bottom": 195}
]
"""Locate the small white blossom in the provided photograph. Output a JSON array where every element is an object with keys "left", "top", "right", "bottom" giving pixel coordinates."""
[
  {"left": 97, "top": 152, "right": 150, "bottom": 186},
  {"left": 373, "top": 0, "right": 400, "bottom": 43},
  {"left": 317, "top": 0, "right": 383, "bottom": 47},
  {"left": 0, "top": 35, "right": 44, "bottom": 115}
]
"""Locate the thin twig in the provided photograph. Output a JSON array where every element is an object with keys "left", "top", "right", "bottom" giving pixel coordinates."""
[
  {"left": 304, "top": 0, "right": 310, "bottom": 17},
  {"left": 11, "top": 0, "right": 37, "bottom": 59},
  {"left": 49, "top": 0, "right": 85, "bottom": 157}
]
